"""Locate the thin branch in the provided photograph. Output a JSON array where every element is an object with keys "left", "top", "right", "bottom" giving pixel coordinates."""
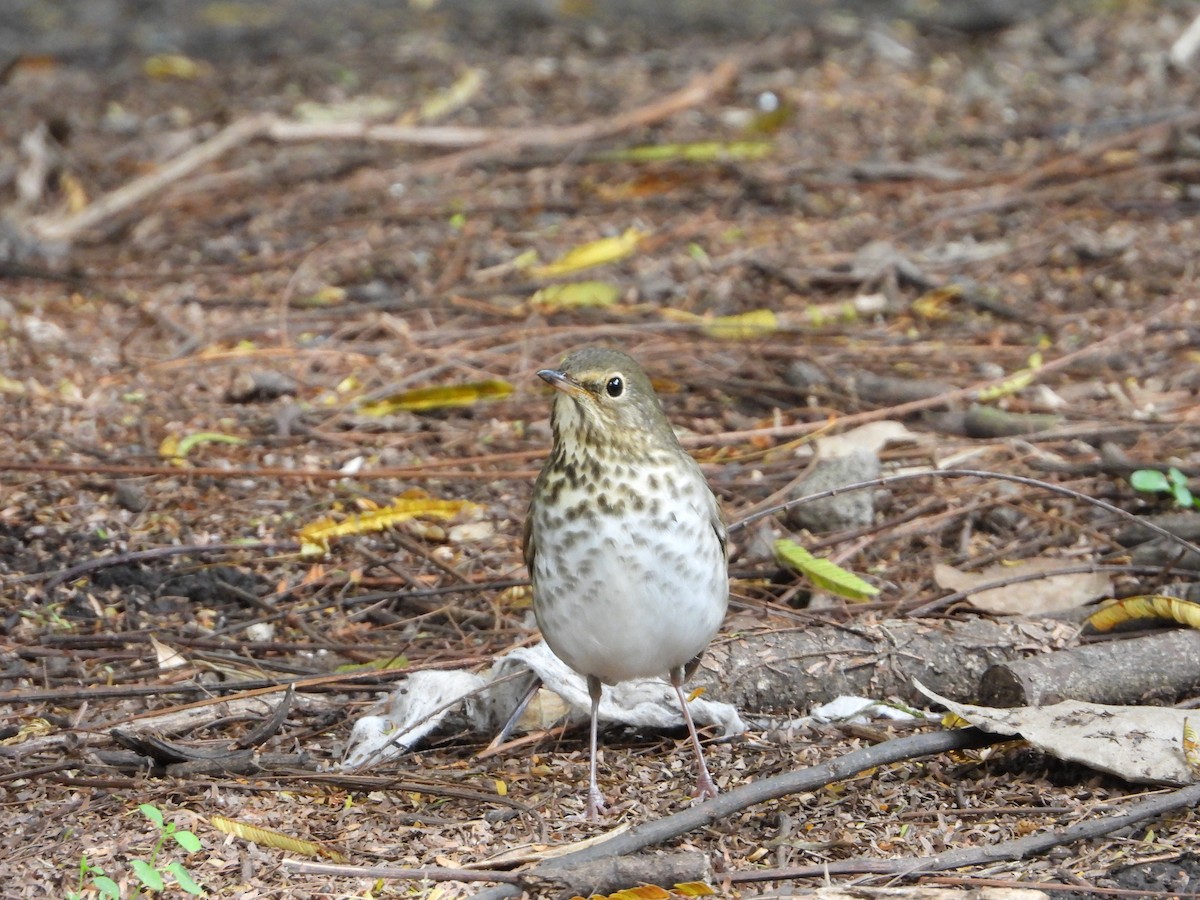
[
  {"left": 26, "top": 59, "right": 738, "bottom": 245},
  {"left": 465, "top": 728, "right": 1000, "bottom": 900},
  {"left": 730, "top": 468, "right": 1200, "bottom": 588},
  {"left": 728, "top": 781, "right": 1200, "bottom": 883},
  {"left": 690, "top": 297, "right": 1190, "bottom": 448}
]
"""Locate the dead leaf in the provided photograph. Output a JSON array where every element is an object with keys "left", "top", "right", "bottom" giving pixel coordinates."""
[
  {"left": 934, "top": 558, "right": 1112, "bottom": 615},
  {"left": 531, "top": 228, "right": 646, "bottom": 278},
  {"left": 359, "top": 380, "right": 513, "bottom": 415},
  {"left": 917, "top": 681, "right": 1199, "bottom": 786}
]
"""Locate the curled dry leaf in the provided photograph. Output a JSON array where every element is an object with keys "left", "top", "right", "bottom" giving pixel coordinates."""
[{"left": 934, "top": 558, "right": 1112, "bottom": 615}]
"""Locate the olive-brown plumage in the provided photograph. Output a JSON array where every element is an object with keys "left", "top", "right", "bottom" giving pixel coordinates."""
[{"left": 524, "top": 347, "right": 728, "bottom": 818}]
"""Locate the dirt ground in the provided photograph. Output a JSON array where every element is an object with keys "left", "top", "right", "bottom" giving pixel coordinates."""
[{"left": 2, "top": 1, "right": 1200, "bottom": 897}]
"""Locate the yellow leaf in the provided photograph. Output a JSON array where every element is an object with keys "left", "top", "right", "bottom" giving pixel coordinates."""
[
  {"left": 298, "top": 497, "right": 482, "bottom": 557},
  {"left": 159, "top": 431, "right": 246, "bottom": 466},
  {"left": 359, "top": 380, "right": 513, "bottom": 415},
  {"left": 610, "top": 887, "right": 671, "bottom": 900},
  {"left": 0, "top": 718, "right": 52, "bottom": 745},
  {"left": 59, "top": 172, "right": 89, "bottom": 213},
  {"left": 1101, "top": 149, "right": 1139, "bottom": 167},
  {"left": 299, "top": 285, "right": 346, "bottom": 307},
  {"left": 417, "top": 67, "right": 484, "bottom": 122},
  {"left": 595, "top": 141, "right": 772, "bottom": 163},
  {"left": 976, "top": 351, "right": 1042, "bottom": 402},
  {"left": 511, "top": 249, "right": 541, "bottom": 270},
  {"left": 746, "top": 95, "right": 794, "bottom": 134},
  {"left": 531, "top": 281, "right": 621, "bottom": 310},
  {"left": 662, "top": 308, "right": 777, "bottom": 340},
  {"left": 941, "top": 712, "right": 973, "bottom": 729},
  {"left": 532, "top": 228, "right": 646, "bottom": 278},
  {"left": 143, "top": 53, "right": 211, "bottom": 80},
  {"left": 673, "top": 882, "right": 718, "bottom": 897},
  {"left": 1085, "top": 595, "right": 1200, "bottom": 632},
  {"left": 333, "top": 655, "right": 408, "bottom": 673},
  {"left": 702, "top": 308, "right": 777, "bottom": 340},
  {"left": 912, "top": 284, "right": 962, "bottom": 320},
  {"left": 210, "top": 815, "right": 347, "bottom": 863},
  {"left": 1185, "top": 719, "right": 1200, "bottom": 774},
  {"left": 494, "top": 779, "right": 508, "bottom": 796}
]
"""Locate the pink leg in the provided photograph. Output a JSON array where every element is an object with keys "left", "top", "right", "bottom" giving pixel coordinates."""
[
  {"left": 585, "top": 675, "right": 609, "bottom": 820},
  {"left": 671, "top": 668, "right": 717, "bottom": 800}
]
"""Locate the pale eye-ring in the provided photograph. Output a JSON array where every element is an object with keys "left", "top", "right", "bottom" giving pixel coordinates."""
[{"left": 605, "top": 375, "right": 624, "bottom": 398}]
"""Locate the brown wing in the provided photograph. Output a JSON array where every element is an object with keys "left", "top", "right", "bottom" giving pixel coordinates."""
[
  {"left": 711, "top": 500, "right": 728, "bottom": 560},
  {"left": 521, "top": 502, "right": 536, "bottom": 572},
  {"left": 694, "top": 454, "right": 727, "bottom": 560}
]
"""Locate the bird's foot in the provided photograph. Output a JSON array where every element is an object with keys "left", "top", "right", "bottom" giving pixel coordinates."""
[
  {"left": 693, "top": 771, "right": 719, "bottom": 802},
  {"left": 585, "top": 785, "right": 609, "bottom": 821}
]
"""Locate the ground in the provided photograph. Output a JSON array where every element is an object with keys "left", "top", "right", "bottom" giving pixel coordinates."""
[{"left": 1, "top": 1, "right": 1199, "bottom": 897}]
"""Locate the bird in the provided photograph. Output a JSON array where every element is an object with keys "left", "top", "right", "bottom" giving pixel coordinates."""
[{"left": 523, "top": 346, "right": 729, "bottom": 819}]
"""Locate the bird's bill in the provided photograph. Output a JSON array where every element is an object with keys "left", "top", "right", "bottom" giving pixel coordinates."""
[{"left": 537, "top": 368, "right": 591, "bottom": 402}]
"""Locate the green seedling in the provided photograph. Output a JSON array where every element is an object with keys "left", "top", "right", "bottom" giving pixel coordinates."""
[
  {"left": 1130, "top": 467, "right": 1198, "bottom": 509},
  {"left": 67, "top": 804, "right": 204, "bottom": 898}
]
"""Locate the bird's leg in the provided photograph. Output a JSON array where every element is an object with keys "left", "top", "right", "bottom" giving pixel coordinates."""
[
  {"left": 585, "top": 674, "right": 608, "bottom": 820},
  {"left": 671, "top": 666, "right": 718, "bottom": 801}
]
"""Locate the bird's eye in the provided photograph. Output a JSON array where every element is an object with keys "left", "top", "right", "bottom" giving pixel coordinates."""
[{"left": 605, "top": 376, "right": 624, "bottom": 398}]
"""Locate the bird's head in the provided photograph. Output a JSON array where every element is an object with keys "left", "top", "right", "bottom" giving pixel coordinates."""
[{"left": 537, "top": 347, "right": 675, "bottom": 454}]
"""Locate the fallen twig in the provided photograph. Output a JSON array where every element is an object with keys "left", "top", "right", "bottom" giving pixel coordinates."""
[
  {"left": 26, "top": 58, "right": 738, "bottom": 245},
  {"left": 466, "top": 728, "right": 998, "bottom": 900},
  {"left": 695, "top": 297, "right": 1190, "bottom": 448},
  {"left": 727, "top": 781, "right": 1200, "bottom": 884}
]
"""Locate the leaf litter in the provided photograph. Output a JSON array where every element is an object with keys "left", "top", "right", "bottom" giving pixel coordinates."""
[{"left": 1, "top": 2, "right": 1200, "bottom": 898}]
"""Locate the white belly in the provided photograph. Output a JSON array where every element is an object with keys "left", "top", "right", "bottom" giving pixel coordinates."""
[{"left": 531, "top": 484, "right": 727, "bottom": 685}]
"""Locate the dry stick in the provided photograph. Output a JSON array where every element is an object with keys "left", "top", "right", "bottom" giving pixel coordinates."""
[
  {"left": 731, "top": 469, "right": 1200, "bottom": 608},
  {"left": 27, "top": 59, "right": 738, "bottom": 246},
  {"left": 410, "top": 59, "right": 739, "bottom": 176},
  {"left": 24, "top": 467, "right": 1190, "bottom": 607},
  {"left": 0, "top": 459, "right": 539, "bottom": 481},
  {"left": 37, "top": 540, "right": 290, "bottom": 591},
  {"left": 282, "top": 862, "right": 524, "bottom": 885},
  {"left": 727, "top": 780, "right": 1200, "bottom": 884},
  {"left": 690, "top": 296, "right": 1191, "bottom": 449},
  {"left": 284, "top": 854, "right": 713, "bottom": 894},
  {"left": 29, "top": 113, "right": 276, "bottom": 243},
  {"left": 901, "top": 562, "right": 1180, "bottom": 617},
  {"left": 927, "top": 874, "right": 1196, "bottom": 898},
  {"left": 3, "top": 298, "right": 1185, "bottom": 485},
  {"left": 454, "top": 729, "right": 999, "bottom": 900}
]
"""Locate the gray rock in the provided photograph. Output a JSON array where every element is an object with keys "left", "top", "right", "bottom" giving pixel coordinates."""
[{"left": 785, "top": 449, "right": 880, "bottom": 533}]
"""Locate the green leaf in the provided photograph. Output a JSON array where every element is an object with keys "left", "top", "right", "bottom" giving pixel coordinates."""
[
  {"left": 173, "top": 830, "right": 203, "bottom": 852},
  {"left": 774, "top": 539, "right": 880, "bottom": 601},
  {"left": 92, "top": 876, "right": 121, "bottom": 900},
  {"left": 1130, "top": 469, "right": 1170, "bottom": 494},
  {"left": 139, "top": 803, "right": 165, "bottom": 828},
  {"left": 1169, "top": 467, "right": 1189, "bottom": 487},
  {"left": 130, "top": 860, "right": 165, "bottom": 891},
  {"left": 1174, "top": 485, "right": 1196, "bottom": 508},
  {"left": 167, "top": 861, "right": 205, "bottom": 895}
]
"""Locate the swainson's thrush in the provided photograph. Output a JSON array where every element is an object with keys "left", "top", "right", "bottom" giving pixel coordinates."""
[{"left": 524, "top": 347, "right": 728, "bottom": 819}]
